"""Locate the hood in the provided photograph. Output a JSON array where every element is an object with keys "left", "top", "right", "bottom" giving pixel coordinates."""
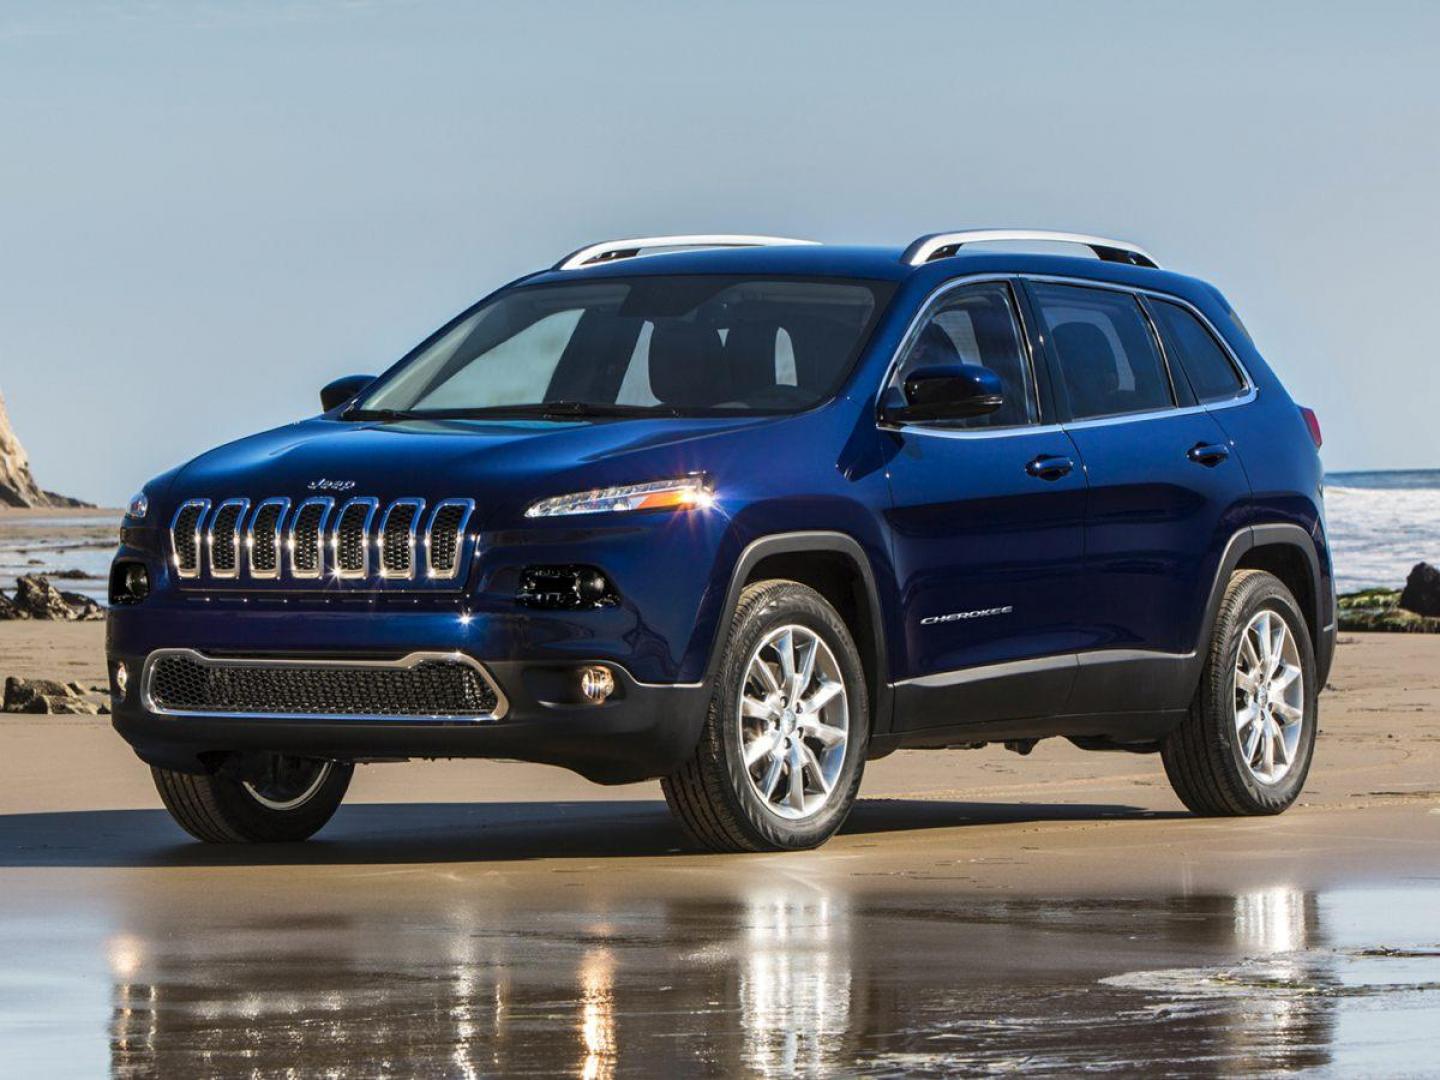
[{"left": 167, "top": 413, "right": 782, "bottom": 525}]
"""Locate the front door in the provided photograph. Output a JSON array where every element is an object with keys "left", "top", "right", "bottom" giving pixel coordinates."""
[{"left": 883, "top": 280, "right": 1088, "bottom": 730}]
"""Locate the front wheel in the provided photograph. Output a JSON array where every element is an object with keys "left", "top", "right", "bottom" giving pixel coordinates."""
[
  {"left": 1162, "top": 569, "right": 1318, "bottom": 815},
  {"left": 662, "top": 580, "right": 869, "bottom": 852},
  {"left": 152, "top": 754, "right": 352, "bottom": 843}
]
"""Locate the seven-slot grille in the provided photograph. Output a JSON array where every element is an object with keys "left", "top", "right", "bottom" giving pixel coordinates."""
[
  {"left": 168, "top": 496, "right": 475, "bottom": 586},
  {"left": 144, "top": 650, "right": 502, "bottom": 719}
]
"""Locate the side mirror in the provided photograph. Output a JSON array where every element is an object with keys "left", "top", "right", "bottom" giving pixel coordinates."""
[
  {"left": 883, "top": 364, "right": 1004, "bottom": 423},
  {"left": 321, "top": 374, "right": 376, "bottom": 412}
]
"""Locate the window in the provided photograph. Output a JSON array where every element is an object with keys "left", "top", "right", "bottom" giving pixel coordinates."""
[
  {"left": 1029, "top": 283, "right": 1174, "bottom": 420},
  {"left": 357, "top": 277, "right": 890, "bottom": 418},
  {"left": 891, "top": 282, "right": 1036, "bottom": 428},
  {"left": 409, "top": 309, "right": 585, "bottom": 409},
  {"left": 1148, "top": 298, "right": 1246, "bottom": 403}
]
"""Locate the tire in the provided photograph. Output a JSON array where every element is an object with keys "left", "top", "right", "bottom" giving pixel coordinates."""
[
  {"left": 662, "top": 580, "right": 869, "bottom": 852},
  {"left": 1162, "top": 569, "right": 1318, "bottom": 816},
  {"left": 152, "top": 754, "right": 353, "bottom": 843}
]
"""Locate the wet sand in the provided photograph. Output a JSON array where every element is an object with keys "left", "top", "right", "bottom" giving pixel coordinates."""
[{"left": 1, "top": 624, "right": 1438, "bottom": 1075}]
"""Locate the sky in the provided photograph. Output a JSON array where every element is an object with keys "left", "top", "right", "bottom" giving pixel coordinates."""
[{"left": 1, "top": 0, "right": 1437, "bottom": 504}]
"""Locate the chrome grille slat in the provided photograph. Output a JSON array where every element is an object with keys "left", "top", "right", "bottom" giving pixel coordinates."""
[
  {"left": 206, "top": 498, "right": 249, "bottom": 578},
  {"left": 247, "top": 498, "right": 290, "bottom": 579},
  {"left": 170, "top": 494, "right": 473, "bottom": 586},
  {"left": 332, "top": 497, "right": 380, "bottom": 579},
  {"left": 426, "top": 499, "right": 475, "bottom": 580},
  {"left": 289, "top": 497, "right": 335, "bottom": 579},
  {"left": 169, "top": 499, "right": 210, "bottom": 579},
  {"left": 380, "top": 499, "right": 424, "bottom": 579}
]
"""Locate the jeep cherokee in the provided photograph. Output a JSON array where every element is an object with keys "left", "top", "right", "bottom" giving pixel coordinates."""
[{"left": 108, "top": 230, "right": 1334, "bottom": 851}]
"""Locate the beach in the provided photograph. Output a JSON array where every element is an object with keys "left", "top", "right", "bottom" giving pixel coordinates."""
[
  {"left": 3, "top": 496, "right": 1440, "bottom": 1073},
  {"left": 3, "top": 610, "right": 1440, "bottom": 1072}
]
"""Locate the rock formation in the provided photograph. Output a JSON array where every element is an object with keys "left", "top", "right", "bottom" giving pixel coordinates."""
[
  {"left": 0, "top": 574, "right": 104, "bottom": 621},
  {"left": 3, "top": 676, "right": 107, "bottom": 715},
  {"left": 1399, "top": 561, "right": 1440, "bottom": 618},
  {"left": 0, "top": 388, "right": 91, "bottom": 507}
]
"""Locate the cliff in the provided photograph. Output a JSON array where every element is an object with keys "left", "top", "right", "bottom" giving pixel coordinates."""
[{"left": 0, "top": 390, "right": 91, "bottom": 508}]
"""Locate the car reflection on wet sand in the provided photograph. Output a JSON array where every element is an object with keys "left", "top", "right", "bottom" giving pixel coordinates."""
[{"left": 82, "top": 877, "right": 1439, "bottom": 1077}]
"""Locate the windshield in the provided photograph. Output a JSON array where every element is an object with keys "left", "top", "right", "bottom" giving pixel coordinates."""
[{"left": 351, "top": 276, "right": 892, "bottom": 419}]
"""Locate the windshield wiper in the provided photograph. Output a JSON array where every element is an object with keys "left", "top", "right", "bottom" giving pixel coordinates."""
[
  {"left": 339, "top": 407, "right": 415, "bottom": 422},
  {"left": 530, "top": 401, "right": 675, "bottom": 419},
  {"left": 407, "top": 402, "right": 679, "bottom": 420},
  {"left": 341, "top": 402, "right": 682, "bottom": 422}
]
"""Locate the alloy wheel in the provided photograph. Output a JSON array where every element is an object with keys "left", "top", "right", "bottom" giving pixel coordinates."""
[
  {"left": 737, "top": 625, "right": 849, "bottom": 820},
  {"left": 1233, "top": 609, "right": 1305, "bottom": 785},
  {"left": 242, "top": 756, "right": 334, "bottom": 811}
]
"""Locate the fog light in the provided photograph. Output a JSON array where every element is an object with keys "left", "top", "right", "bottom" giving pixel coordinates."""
[
  {"left": 579, "top": 665, "right": 615, "bottom": 704},
  {"left": 114, "top": 662, "right": 128, "bottom": 697}
]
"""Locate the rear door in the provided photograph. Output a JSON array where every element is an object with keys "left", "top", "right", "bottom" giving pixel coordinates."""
[
  {"left": 1023, "top": 280, "right": 1251, "bottom": 711},
  {"left": 883, "top": 279, "right": 1088, "bottom": 730}
]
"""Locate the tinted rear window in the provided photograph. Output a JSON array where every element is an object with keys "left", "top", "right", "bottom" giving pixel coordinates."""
[
  {"left": 1148, "top": 298, "right": 1247, "bottom": 403},
  {"left": 1029, "top": 283, "right": 1174, "bottom": 420}
]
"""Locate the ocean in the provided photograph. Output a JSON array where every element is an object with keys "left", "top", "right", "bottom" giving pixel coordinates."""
[
  {"left": 1325, "top": 469, "right": 1440, "bottom": 593},
  {"left": 1, "top": 470, "right": 1437, "bottom": 605}
]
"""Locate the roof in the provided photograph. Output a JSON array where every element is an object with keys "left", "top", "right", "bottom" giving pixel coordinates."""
[{"left": 518, "top": 242, "right": 1215, "bottom": 306}]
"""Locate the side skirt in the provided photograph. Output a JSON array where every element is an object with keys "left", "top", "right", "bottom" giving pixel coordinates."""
[{"left": 890, "top": 648, "right": 1196, "bottom": 748}]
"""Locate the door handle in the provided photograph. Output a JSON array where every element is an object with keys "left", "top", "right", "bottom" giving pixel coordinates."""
[
  {"left": 1187, "top": 441, "right": 1231, "bottom": 467},
  {"left": 1025, "top": 454, "right": 1074, "bottom": 481}
]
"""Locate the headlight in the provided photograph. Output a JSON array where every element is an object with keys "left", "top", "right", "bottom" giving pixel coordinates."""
[
  {"left": 525, "top": 477, "right": 714, "bottom": 518},
  {"left": 126, "top": 491, "right": 149, "bottom": 520}
]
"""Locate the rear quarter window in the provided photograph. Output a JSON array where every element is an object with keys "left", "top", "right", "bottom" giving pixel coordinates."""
[{"left": 1148, "top": 298, "right": 1247, "bottom": 403}]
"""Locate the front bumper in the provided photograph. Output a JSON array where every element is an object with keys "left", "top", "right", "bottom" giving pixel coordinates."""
[
  {"left": 111, "top": 654, "right": 709, "bottom": 784},
  {"left": 106, "top": 601, "right": 711, "bottom": 784}
]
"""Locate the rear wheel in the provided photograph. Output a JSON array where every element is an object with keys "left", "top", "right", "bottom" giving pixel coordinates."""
[
  {"left": 1162, "top": 570, "right": 1318, "bottom": 815},
  {"left": 662, "top": 580, "right": 869, "bottom": 852},
  {"left": 152, "top": 754, "right": 352, "bottom": 843}
]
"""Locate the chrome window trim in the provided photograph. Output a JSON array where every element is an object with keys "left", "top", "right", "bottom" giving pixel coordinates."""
[
  {"left": 168, "top": 499, "right": 211, "bottom": 580},
  {"left": 287, "top": 496, "right": 335, "bottom": 580},
  {"left": 379, "top": 498, "right": 426, "bottom": 580},
  {"left": 331, "top": 497, "right": 381, "bottom": 580},
  {"left": 875, "top": 271, "right": 1257, "bottom": 441},
  {"left": 205, "top": 498, "right": 250, "bottom": 580},
  {"left": 246, "top": 497, "right": 290, "bottom": 580},
  {"left": 424, "top": 498, "right": 476, "bottom": 580},
  {"left": 140, "top": 648, "right": 509, "bottom": 723}
]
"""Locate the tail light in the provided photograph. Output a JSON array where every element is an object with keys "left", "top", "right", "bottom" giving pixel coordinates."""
[{"left": 1299, "top": 406, "right": 1323, "bottom": 449}]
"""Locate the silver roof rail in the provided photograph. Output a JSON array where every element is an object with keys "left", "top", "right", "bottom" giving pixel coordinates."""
[
  {"left": 902, "top": 229, "right": 1159, "bottom": 269},
  {"left": 555, "top": 234, "right": 819, "bottom": 271}
]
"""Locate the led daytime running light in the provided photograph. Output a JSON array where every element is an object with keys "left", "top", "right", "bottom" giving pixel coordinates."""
[{"left": 526, "top": 478, "right": 713, "bottom": 518}]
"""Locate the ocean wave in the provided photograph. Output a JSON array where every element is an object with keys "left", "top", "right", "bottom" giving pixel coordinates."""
[{"left": 1326, "top": 484, "right": 1440, "bottom": 592}]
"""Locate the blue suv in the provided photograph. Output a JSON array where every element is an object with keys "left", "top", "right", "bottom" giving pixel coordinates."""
[{"left": 108, "top": 230, "right": 1334, "bottom": 851}]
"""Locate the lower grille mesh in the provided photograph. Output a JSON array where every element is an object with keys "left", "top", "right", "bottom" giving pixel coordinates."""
[{"left": 147, "top": 654, "right": 500, "bottom": 718}]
